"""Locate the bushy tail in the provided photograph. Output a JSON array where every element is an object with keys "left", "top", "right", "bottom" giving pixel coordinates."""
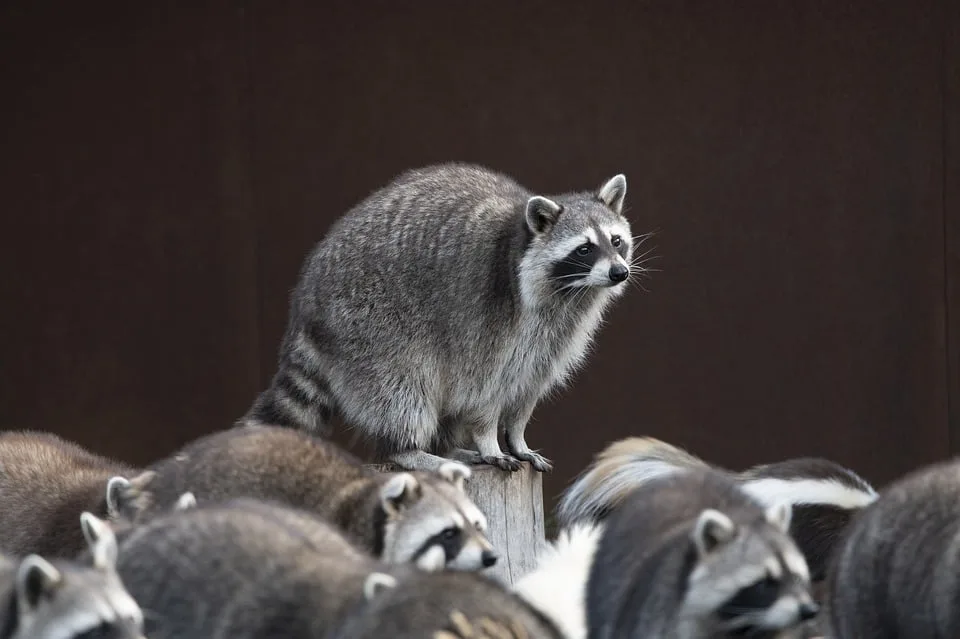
[
  {"left": 513, "top": 523, "right": 605, "bottom": 639},
  {"left": 555, "top": 437, "right": 711, "bottom": 527}
]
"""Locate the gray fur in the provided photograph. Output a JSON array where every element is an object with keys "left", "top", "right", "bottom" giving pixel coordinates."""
[
  {"left": 0, "top": 431, "right": 142, "bottom": 558},
  {"left": 110, "top": 498, "right": 401, "bottom": 639},
  {"left": 586, "top": 469, "right": 817, "bottom": 639},
  {"left": 828, "top": 457, "right": 960, "bottom": 639},
  {"left": 0, "top": 513, "right": 144, "bottom": 639},
  {"left": 110, "top": 425, "right": 496, "bottom": 571},
  {"left": 240, "top": 163, "right": 639, "bottom": 473},
  {"left": 557, "top": 436, "right": 876, "bottom": 586},
  {"left": 330, "top": 569, "right": 564, "bottom": 639}
]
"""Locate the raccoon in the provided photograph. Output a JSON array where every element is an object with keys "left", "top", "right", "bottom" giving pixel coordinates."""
[
  {"left": 111, "top": 497, "right": 405, "bottom": 639},
  {"left": 240, "top": 163, "right": 644, "bottom": 473},
  {"left": 0, "top": 431, "right": 142, "bottom": 557},
  {"left": 827, "top": 457, "right": 960, "bottom": 639},
  {"left": 330, "top": 569, "right": 564, "bottom": 639},
  {"left": 109, "top": 425, "right": 497, "bottom": 571},
  {"left": 0, "top": 512, "right": 145, "bottom": 639},
  {"left": 530, "top": 469, "right": 817, "bottom": 639},
  {"left": 556, "top": 436, "right": 876, "bottom": 584}
]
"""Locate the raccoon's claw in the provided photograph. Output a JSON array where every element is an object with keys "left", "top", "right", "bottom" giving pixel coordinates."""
[
  {"left": 516, "top": 451, "right": 553, "bottom": 473},
  {"left": 480, "top": 454, "right": 523, "bottom": 472}
]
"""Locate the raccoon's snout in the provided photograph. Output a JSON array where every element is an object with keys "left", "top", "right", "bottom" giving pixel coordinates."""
[
  {"left": 799, "top": 601, "right": 819, "bottom": 621},
  {"left": 481, "top": 550, "right": 498, "bottom": 567},
  {"left": 608, "top": 264, "right": 629, "bottom": 283}
]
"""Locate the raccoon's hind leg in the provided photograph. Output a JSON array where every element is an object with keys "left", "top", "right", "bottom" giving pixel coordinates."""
[
  {"left": 501, "top": 401, "right": 553, "bottom": 473},
  {"left": 471, "top": 418, "right": 522, "bottom": 472}
]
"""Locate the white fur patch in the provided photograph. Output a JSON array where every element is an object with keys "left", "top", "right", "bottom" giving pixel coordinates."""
[
  {"left": 513, "top": 523, "right": 604, "bottom": 639},
  {"left": 741, "top": 478, "right": 878, "bottom": 510}
]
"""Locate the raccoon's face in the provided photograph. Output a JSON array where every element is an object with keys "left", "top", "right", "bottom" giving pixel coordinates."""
[
  {"left": 9, "top": 514, "right": 145, "bottom": 639},
  {"left": 520, "top": 174, "right": 639, "bottom": 305},
  {"left": 378, "top": 462, "right": 497, "bottom": 572},
  {"left": 684, "top": 503, "right": 819, "bottom": 636}
]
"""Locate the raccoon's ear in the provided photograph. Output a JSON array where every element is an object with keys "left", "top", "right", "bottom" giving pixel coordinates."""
[
  {"left": 691, "top": 508, "right": 737, "bottom": 557},
  {"left": 437, "top": 461, "right": 471, "bottom": 491},
  {"left": 764, "top": 501, "right": 793, "bottom": 533},
  {"left": 80, "top": 512, "right": 118, "bottom": 570},
  {"left": 525, "top": 196, "right": 563, "bottom": 235},
  {"left": 106, "top": 470, "right": 156, "bottom": 521},
  {"left": 597, "top": 174, "right": 627, "bottom": 215},
  {"left": 380, "top": 473, "right": 423, "bottom": 516},
  {"left": 174, "top": 492, "right": 198, "bottom": 511},
  {"left": 363, "top": 572, "right": 398, "bottom": 600},
  {"left": 16, "top": 555, "right": 62, "bottom": 611}
]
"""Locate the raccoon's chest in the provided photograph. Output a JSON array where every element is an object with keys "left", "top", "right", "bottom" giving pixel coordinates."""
[{"left": 481, "top": 296, "right": 609, "bottom": 403}]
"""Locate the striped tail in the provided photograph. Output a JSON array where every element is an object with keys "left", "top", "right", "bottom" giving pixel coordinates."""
[{"left": 555, "top": 436, "right": 711, "bottom": 527}]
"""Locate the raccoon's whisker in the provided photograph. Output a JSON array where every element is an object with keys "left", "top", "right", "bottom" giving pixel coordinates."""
[{"left": 629, "top": 245, "right": 659, "bottom": 263}]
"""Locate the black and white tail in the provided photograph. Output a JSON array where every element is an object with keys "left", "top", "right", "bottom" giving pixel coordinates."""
[
  {"left": 239, "top": 329, "right": 336, "bottom": 435},
  {"left": 555, "top": 437, "right": 710, "bottom": 527}
]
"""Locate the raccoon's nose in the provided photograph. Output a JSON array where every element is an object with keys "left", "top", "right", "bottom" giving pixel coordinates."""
[
  {"left": 799, "top": 601, "right": 820, "bottom": 621},
  {"left": 481, "top": 550, "right": 498, "bottom": 567},
  {"left": 608, "top": 264, "right": 629, "bottom": 282}
]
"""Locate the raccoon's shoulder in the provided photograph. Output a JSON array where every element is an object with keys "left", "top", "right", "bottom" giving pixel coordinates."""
[{"left": 386, "top": 162, "right": 528, "bottom": 194}]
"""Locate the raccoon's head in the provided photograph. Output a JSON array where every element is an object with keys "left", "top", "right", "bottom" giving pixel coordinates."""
[
  {"left": 2, "top": 513, "right": 145, "bottom": 639},
  {"left": 377, "top": 462, "right": 497, "bottom": 572},
  {"left": 519, "top": 174, "right": 639, "bottom": 306},
  {"left": 684, "top": 502, "right": 819, "bottom": 636}
]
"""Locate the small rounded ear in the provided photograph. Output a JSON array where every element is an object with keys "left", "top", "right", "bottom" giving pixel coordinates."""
[
  {"left": 174, "top": 492, "right": 198, "bottom": 511},
  {"left": 764, "top": 501, "right": 793, "bottom": 533},
  {"left": 380, "top": 473, "right": 422, "bottom": 516},
  {"left": 597, "top": 174, "right": 627, "bottom": 214},
  {"left": 363, "top": 572, "right": 398, "bottom": 600},
  {"left": 16, "top": 555, "right": 61, "bottom": 611},
  {"left": 525, "top": 196, "right": 563, "bottom": 235},
  {"left": 437, "top": 462, "right": 471, "bottom": 491},
  {"left": 415, "top": 545, "right": 448, "bottom": 572},
  {"left": 80, "top": 512, "right": 118, "bottom": 570},
  {"left": 691, "top": 508, "right": 737, "bottom": 557},
  {"left": 105, "top": 471, "right": 156, "bottom": 521}
]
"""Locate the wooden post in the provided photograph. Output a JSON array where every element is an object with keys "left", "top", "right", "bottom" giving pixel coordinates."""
[{"left": 367, "top": 461, "right": 545, "bottom": 586}]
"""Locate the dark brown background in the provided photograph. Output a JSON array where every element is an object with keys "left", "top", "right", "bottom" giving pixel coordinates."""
[{"left": 1, "top": 1, "right": 957, "bottom": 513}]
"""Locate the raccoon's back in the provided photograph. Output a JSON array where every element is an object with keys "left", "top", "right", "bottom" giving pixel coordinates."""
[
  {"left": 0, "top": 431, "right": 137, "bottom": 556},
  {"left": 330, "top": 570, "right": 564, "bottom": 639},
  {"left": 135, "top": 425, "right": 368, "bottom": 520},
  {"left": 829, "top": 459, "right": 960, "bottom": 639},
  {"left": 296, "top": 164, "right": 530, "bottom": 328},
  {"left": 115, "top": 501, "right": 375, "bottom": 639}
]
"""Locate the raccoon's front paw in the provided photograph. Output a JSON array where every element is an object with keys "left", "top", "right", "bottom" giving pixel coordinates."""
[
  {"left": 480, "top": 454, "right": 523, "bottom": 472},
  {"left": 514, "top": 450, "right": 553, "bottom": 473}
]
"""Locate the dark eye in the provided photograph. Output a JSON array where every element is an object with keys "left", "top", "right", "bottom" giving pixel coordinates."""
[
  {"left": 441, "top": 527, "right": 460, "bottom": 540},
  {"left": 575, "top": 243, "right": 592, "bottom": 256},
  {"left": 611, "top": 235, "right": 622, "bottom": 247}
]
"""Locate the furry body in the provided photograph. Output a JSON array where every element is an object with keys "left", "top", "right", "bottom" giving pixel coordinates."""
[
  {"left": 557, "top": 437, "right": 876, "bottom": 583},
  {"left": 111, "top": 499, "right": 395, "bottom": 639},
  {"left": 828, "top": 458, "right": 960, "bottom": 639},
  {"left": 331, "top": 569, "right": 564, "bottom": 639},
  {"left": 0, "top": 513, "right": 144, "bottom": 639},
  {"left": 0, "top": 431, "right": 140, "bottom": 557},
  {"left": 110, "top": 425, "right": 496, "bottom": 570},
  {"left": 241, "top": 163, "right": 638, "bottom": 473}
]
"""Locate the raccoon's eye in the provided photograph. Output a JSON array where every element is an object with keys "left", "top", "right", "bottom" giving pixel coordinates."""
[
  {"left": 611, "top": 235, "right": 622, "bottom": 247},
  {"left": 575, "top": 243, "right": 592, "bottom": 256},
  {"left": 441, "top": 527, "right": 461, "bottom": 541}
]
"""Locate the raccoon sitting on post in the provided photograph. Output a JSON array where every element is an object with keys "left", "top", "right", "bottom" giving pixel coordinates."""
[
  {"left": 0, "top": 512, "right": 145, "bottom": 639},
  {"left": 0, "top": 431, "right": 143, "bottom": 558},
  {"left": 108, "top": 425, "right": 497, "bottom": 571},
  {"left": 240, "top": 163, "right": 644, "bottom": 473}
]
